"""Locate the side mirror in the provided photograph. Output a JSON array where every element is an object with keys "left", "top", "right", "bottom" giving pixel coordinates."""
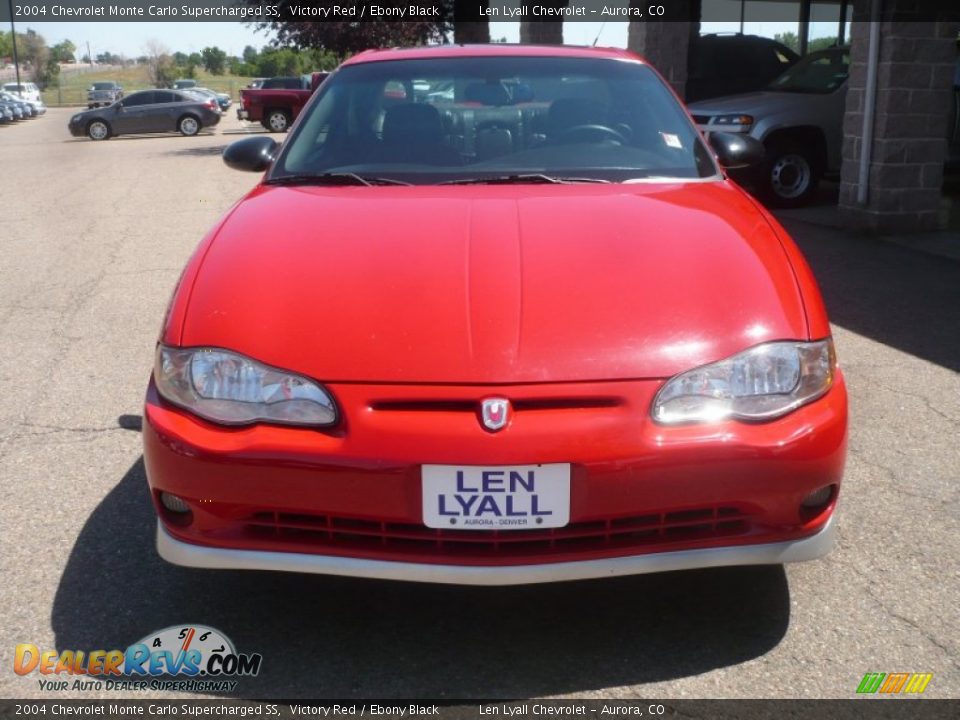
[
  {"left": 709, "top": 132, "right": 764, "bottom": 169},
  {"left": 223, "top": 136, "right": 279, "bottom": 172}
]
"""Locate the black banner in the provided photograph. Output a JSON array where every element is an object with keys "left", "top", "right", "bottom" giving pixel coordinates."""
[{"left": 1, "top": 0, "right": 957, "bottom": 24}]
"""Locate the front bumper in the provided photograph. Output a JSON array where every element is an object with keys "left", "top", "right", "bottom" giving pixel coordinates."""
[
  {"left": 158, "top": 513, "right": 836, "bottom": 585},
  {"left": 145, "top": 374, "right": 847, "bottom": 582}
]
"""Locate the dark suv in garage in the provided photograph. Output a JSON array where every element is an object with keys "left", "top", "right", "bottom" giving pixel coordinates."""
[{"left": 686, "top": 34, "right": 800, "bottom": 103}]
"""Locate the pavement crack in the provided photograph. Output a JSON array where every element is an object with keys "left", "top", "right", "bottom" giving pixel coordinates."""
[
  {"left": 833, "top": 555, "right": 959, "bottom": 668},
  {"left": 13, "top": 421, "right": 126, "bottom": 438},
  {"left": 847, "top": 449, "right": 958, "bottom": 507},
  {"left": 871, "top": 383, "right": 960, "bottom": 427}
]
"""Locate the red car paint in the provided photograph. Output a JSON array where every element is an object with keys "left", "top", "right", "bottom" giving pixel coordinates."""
[{"left": 145, "top": 45, "right": 847, "bottom": 583}]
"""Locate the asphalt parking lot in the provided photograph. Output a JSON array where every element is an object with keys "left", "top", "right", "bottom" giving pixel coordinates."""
[{"left": 0, "top": 107, "right": 957, "bottom": 700}]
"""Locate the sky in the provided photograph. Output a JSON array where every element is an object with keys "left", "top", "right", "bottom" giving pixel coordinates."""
[
  {"left": 18, "top": 20, "right": 841, "bottom": 60},
  {"left": 17, "top": 22, "right": 276, "bottom": 59}
]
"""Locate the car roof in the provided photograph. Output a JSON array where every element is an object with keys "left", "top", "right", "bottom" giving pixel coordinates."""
[
  {"left": 341, "top": 44, "right": 643, "bottom": 67},
  {"left": 698, "top": 33, "right": 784, "bottom": 43}
]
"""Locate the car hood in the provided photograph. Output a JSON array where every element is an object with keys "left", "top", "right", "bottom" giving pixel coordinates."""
[
  {"left": 179, "top": 182, "right": 807, "bottom": 383},
  {"left": 688, "top": 91, "right": 813, "bottom": 117},
  {"left": 71, "top": 105, "right": 115, "bottom": 119}
]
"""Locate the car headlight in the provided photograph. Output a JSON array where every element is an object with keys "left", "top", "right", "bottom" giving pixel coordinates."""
[
  {"left": 154, "top": 345, "right": 337, "bottom": 427},
  {"left": 711, "top": 114, "right": 754, "bottom": 132},
  {"left": 652, "top": 339, "right": 836, "bottom": 424},
  {"left": 71, "top": 114, "right": 81, "bottom": 123}
]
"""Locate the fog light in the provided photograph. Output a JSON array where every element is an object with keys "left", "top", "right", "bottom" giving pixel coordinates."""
[
  {"left": 801, "top": 485, "right": 834, "bottom": 509},
  {"left": 160, "top": 492, "right": 190, "bottom": 514}
]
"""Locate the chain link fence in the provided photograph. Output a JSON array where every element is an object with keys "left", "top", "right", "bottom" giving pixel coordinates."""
[{"left": 2, "top": 63, "right": 250, "bottom": 106}]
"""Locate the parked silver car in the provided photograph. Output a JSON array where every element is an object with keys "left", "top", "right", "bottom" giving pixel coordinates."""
[
  {"left": 67, "top": 89, "right": 221, "bottom": 140},
  {"left": 1, "top": 81, "right": 41, "bottom": 102},
  {"left": 0, "top": 91, "right": 36, "bottom": 118},
  {"left": 184, "top": 87, "right": 231, "bottom": 112},
  {"left": 688, "top": 47, "right": 850, "bottom": 206},
  {"left": 87, "top": 81, "right": 123, "bottom": 108}
]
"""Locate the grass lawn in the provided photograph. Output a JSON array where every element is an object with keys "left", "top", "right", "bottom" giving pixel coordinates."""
[{"left": 43, "top": 65, "right": 256, "bottom": 106}]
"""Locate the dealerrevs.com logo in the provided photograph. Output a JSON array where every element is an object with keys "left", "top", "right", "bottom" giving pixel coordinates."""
[
  {"left": 856, "top": 672, "right": 933, "bottom": 695},
  {"left": 14, "top": 625, "right": 262, "bottom": 693}
]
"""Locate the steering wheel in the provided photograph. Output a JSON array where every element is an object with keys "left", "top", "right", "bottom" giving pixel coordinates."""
[{"left": 556, "top": 124, "right": 627, "bottom": 145}]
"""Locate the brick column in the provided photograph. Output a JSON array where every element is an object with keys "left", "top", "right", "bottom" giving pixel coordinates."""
[
  {"left": 626, "top": 4, "right": 696, "bottom": 98},
  {"left": 839, "top": 13, "right": 959, "bottom": 232}
]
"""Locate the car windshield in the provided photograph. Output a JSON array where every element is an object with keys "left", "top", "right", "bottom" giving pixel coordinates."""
[
  {"left": 274, "top": 56, "right": 718, "bottom": 184},
  {"left": 768, "top": 49, "right": 850, "bottom": 94},
  {"left": 92, "top": 83, "right": 116, "bottom": 90}
]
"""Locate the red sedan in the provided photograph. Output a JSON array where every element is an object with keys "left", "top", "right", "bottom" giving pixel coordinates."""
[{"left": 144, "top": 45, "right": 847, "bottom": 585}]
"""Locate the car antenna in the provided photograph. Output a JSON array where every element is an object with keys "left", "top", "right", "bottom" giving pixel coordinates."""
[{"left": 592, "top": 23, "right": 606, "bottom": 47}]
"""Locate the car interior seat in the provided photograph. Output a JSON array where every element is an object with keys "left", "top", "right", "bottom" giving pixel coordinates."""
[{"left": 380, "top": 103, "right": 462, "bottom": 165}]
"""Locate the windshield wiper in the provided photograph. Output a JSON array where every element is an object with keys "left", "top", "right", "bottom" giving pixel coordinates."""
[
  {"left": 266, "top": 173, "right": 411, "bottom": 186},
  {"left": 439, "top": 173, "right": 611, "bottom": 185}
]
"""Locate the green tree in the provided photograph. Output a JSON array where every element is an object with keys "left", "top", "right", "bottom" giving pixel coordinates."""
[
  {"left": 50, "top": 40, "right": 76, "bottom": 63},
  {"left": 243, "top": 0, "right": 452, "bottom": 60},
  {"left": 774, "top": 31, "right": 837, "bottom": 55},
  {"left": 0, "top": 31, "right": 14, "bottom": 60},
  {"left": 255, "top": 47, "right": 302, "bottom": 77},
  {"left": 13, "top": 29, "right": 60, "bottom": 86},
  {"left": 242, "top": 45, "right": 258, "bottom": 64},
  {"left": 302, "top": 47, "right": 339, "bottom": 71},
  {"left": 808, "top": 36, "right": 839, "bottom": 53},
  {"left": 201, "top": 46, "right": 227, "bottom": 75},
  {"left": 96, "top": 51, "right": 121, "bottom": 65},
  {"left": 229, "top": 57, "right": 254, "bottom": 76},
  {"left": 144, "top": 39, "right": 176, "bottom": 87},
  {"left": 774, "top": 32, "right": 800, "bottom": 53},
  {"left": 37, "top": 57, "right": 60, "bottom": 87}
]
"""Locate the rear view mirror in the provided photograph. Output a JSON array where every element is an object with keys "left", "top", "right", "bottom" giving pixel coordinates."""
[
  {"left": 709, "top": 132, "right": 764, "bottom": 169},
  {"left": 223, "top": 136, "right": 279, "bottom": 172}
]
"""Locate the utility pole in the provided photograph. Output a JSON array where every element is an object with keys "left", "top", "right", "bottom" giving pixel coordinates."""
[
  {"left": 8, "top": 0, "right": 22, "bottom": 93},
  {"left": 87, "top": 40, "right": 92, "bottom": 66}
]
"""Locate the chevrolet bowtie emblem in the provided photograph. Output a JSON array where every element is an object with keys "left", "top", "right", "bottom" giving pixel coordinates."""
[{"left": 480, "top": 398, "right": 511, "bottom": 432}]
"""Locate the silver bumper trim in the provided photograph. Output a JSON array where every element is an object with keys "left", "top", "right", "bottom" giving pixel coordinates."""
[{"left": 157, "top": 516, "right": 835, "bottom": 586}]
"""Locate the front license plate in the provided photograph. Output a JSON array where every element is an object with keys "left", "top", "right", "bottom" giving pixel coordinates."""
[{"left": 422, "top": 464, "right": 570, "bottom": 530}]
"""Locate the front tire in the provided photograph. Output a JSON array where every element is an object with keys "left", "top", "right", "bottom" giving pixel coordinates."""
[
  {"left": 263, "top": 109, "right": 290, "bottom": 133},
  {"left": 178, "top": 115, "right": 201, "bottom": 137},
  {"left": 760, "top": 142, "right": 820, "bottom": 208},
  {"left": 87, "top": 120, "right": 110, "bottom": 141}
]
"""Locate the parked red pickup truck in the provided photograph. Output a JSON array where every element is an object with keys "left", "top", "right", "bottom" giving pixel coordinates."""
[{"left": 238, "top": 72, "right": 330, "bottom": 132}]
